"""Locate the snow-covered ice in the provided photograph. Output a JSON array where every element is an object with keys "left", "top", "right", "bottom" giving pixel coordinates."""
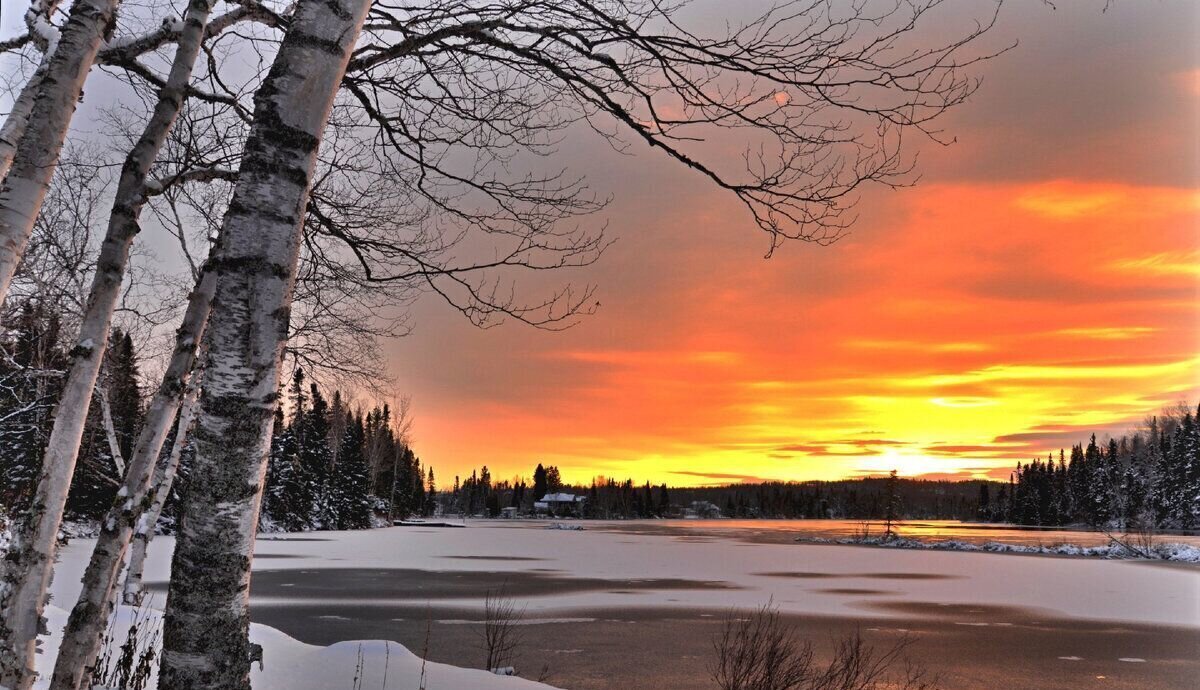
[{"left": 48, "top": 521, "right": 1200, "bottom": 631}]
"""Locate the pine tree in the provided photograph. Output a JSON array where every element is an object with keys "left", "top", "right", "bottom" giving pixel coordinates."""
[
  {"left": 425, "top": 467, "right": 437, "bottom": 516},
  {"left": 265, "top": 371, "right": 315, "bottom": 531},
  {"left": 0, "top": 300, "right": 66, "bottom": 512},
  {"left": 302, "top": 382, "right": 333, "bottom": 527},
  {"left": 107, "top": 331, "right": 141, "bottom": 459},
  {"left": 533, "top": 463, "right": 548, "bottom": 500},
  {"left": 977, "top": 482, "right": 991, "bottom": 520},
  {"left": 883, "top": 469, "right": 901, "bottom": 537},
  {"left": 330, "top": 412, "right": 372, "bottom": 529}
]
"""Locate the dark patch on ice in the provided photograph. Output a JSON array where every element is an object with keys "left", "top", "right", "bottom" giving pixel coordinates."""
[
  {"left": 256, "top": 537, "right": 333, "bottom": 542},
  {"left": 814, "top": 588, "right": 895, "bottom": 596},
  {"left": 754, "top": 571, "right": 839, "bottom": 579},
  {"left": 862, "top": 600, "right": 1047, "bottom": 623},
  {"left": 442, "top": 555, "right": 548, "bottom": 562},
  {"left": 146, "top": 567, "right": 741, "bottom": 601},
  {"left": 255, "top": 554, "right": 304, "bottom": 559},
  {"left": 754, "top": 571, "right": 958, "bottom": 581},
  {"left": 856, "top": 572, "right": 962, "bottom": 580}
]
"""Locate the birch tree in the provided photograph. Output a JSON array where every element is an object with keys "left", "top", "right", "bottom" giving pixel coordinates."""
[
  {"left": 157, "top": 0, "right": 372, "bottom": 685},
  {"left": 0, "top": 1, "right": 64, "bottom": 181},
  {"left": 49, "top": 270, "right": 215, "bottom": 690},
  {"left": 0, "top": 1, "right": 218, "bottom": 686},
  {"left": 0, "top": 0, "right": 122, "bottom": 312}
]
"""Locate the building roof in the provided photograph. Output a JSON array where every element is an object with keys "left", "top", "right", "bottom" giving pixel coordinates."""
[{"left": 539, "top": 493, "right": 585, "bottom": 503}]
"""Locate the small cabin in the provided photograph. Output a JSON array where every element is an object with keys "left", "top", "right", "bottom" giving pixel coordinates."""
[
  {"left": 534, "top": 492, "right": 586, "bottom": 516},
  {"left": 684, "top": 500, "right": 722, "bottom": 519}
]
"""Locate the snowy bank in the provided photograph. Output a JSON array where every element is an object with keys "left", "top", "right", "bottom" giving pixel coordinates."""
[
  {"left": 805, "top": 535, "right": 1200, "bottom": 562},
  {"left": 33, "top": 605, "right": 561, "bottom": 690}
]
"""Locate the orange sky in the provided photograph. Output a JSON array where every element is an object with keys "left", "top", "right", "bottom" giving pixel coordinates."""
[{"left": 386, "top": 1, "right": 1200, "bottom": 487}]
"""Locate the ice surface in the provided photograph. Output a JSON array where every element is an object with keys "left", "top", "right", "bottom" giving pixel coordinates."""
[{"left": 48, "top": 521, "right": 1200, "bottom": 631}]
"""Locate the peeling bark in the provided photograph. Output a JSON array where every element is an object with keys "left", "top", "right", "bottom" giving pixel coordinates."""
[
  {"left": 49, "top": 271, "right": 215, "bottom": 690},
  {"left": 0, "top": 3, "right": 213, "bottom": 688},
  {"left": 0, "top": 0, "right": 121, "bottom": 314},
  {"left": 158, "top": 0, "right": 372, "bottom": 687}
]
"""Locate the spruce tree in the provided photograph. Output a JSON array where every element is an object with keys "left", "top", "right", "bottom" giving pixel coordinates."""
[
  {"left": 425, "top": 467, "right": 437, "bottom": 516},
  {"left": 302, "top": 382, "right": 333, "bottom": 527},
  {"left": 0, "top": 300, "right": 66, "bottom": 512},
  {"left": 272, "top": 371, "right": 315, "bottom": 531},
  {"left": 330, "top": 412, "right": 372, "bottom": 529},
  {"left": 533, "top": 463, "right": 548, "bottom": 500}
]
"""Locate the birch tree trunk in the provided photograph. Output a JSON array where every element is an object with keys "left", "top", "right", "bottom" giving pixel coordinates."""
[
  {"left": 0, "top": 3, "right": 211, "bottom": 687},
  {"left": 0, "top": 1, "right": 65, "bottom": 180},
  {"left": 121, "top": 380, "right": 200, "bottom": 607},
  {"left": 158, "top": 0, "right": 371, "bottom": 687},
  {"left": 96, "top": 386, "right": 127, "bottom": 477},
  {"left": 0, "top": 61, "right": 48, "bottom": 184},
  {"left": 0, "top": 0, "right": 121, "bottom": 313},
  {"left": 49, "top": 271, "right": 215, "bottom": 690}
]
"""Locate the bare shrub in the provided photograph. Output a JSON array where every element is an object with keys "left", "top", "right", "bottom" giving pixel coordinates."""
[
  {"left": 479, "top": 588, "right": 527, "bottom": 674},
  {"left": 1103, "top": 516, "right": 1161, "bottom": 560},
  {"left": 89, "top": 602, "right": 160, "bottom": 690},
  {"left": 851, "top": 521, "right": 873, "bottom": 542},
  {"left": 418, "top": 607, "right": 432, "bottom": 690},
  {"left": 711, "top": 604, "right": 938, "bottom": 690},
  {"left": 711, "top": 604, "right": 815, "bottom": 690}
]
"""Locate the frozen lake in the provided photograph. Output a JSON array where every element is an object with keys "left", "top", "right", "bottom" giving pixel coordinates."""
[
  {"left": 50, "top": 520, "right": 1200, "bottom": 689},
  {"left": 577, "top": 517, "right": 1200, "bottom": 548}
]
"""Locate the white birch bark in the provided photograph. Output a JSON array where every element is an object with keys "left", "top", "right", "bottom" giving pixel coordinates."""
[
  {"left": 0, "top": 3, "right": 211, "bottom": 687},
  {"left": 49, "top": 270, "right": 215, "bottom": 690},
  {"left": 0, "top": 1, "right": 64, "bottom": 181},
  {"left": 96, "top": 387, "right": 127, "bottom": 476},
  {"left": 158, "top": 0, "right": 372, "bottom": 686},
  {"left": 0, "top": 0, "right": 121, "bottom": 312},
  {"left": 121, "top": 379, "right": 200, "bottom": 607},
  {"left": 0, "top": 62, "right": 48, "bottom": 184}
]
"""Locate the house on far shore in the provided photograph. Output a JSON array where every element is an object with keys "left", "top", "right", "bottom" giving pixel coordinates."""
[
  {"left": 534, "top": 493, "right": 586, "bottom": 516},
  {"left": 684, "top": 500, "right": 722, "bottom": 519}
]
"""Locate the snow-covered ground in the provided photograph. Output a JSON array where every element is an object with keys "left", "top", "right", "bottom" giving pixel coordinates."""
[
  {"left": 49, "top": 521, "right": 1200, "bottom": 630},
  {"left": 34, "top": 605, "right": 558, "bottom": 690},
  {"left": 816, "top": 534, "right": 1200, "bottom": 561}
]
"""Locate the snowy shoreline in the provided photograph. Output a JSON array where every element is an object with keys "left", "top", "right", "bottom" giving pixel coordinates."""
[
  {"left": 34, "top": 605, "right": 561, "bottom": 690},
  {"left": 794, "top": 535, "right": 1200, "bottom": 563}
]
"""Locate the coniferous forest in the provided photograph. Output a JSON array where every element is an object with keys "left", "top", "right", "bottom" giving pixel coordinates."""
[
  {"left": 988, "top": 404, "right": 1200, "bottom": 530},
  {"left": 0, "top": 305, "right": 432, "bottom": 532},
  {"left": 259, "top": 370, "right": 434, "bottom": 532}
]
